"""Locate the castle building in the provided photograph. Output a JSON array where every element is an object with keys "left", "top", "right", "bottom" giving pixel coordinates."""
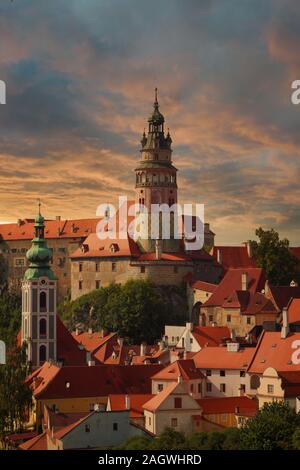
[{"left": 70, "top": 91, "right": 221, "bottom": 300}]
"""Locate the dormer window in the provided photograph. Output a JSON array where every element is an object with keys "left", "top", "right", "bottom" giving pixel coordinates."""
[{"left": 110, "top": 244, "right": 119, "bottom": 253}]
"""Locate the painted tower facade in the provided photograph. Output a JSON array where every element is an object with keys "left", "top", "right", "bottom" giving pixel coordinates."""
[
  {"left": 134, "top": 89, "right": 180, "bottom": 253},
  {"left": 21, "top": 210, "right": 57, "bottom": 366}
]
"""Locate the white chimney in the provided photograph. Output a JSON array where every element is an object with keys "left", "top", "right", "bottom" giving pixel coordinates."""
[
  {"left": 227, "top": 342, "right": 240, "bottom": 352},
  {"left": 55, "top": 216, "right": 61, "bottom": 221},
  {"left": 117, "top": 337, "right": 124, "bottom": 347},
  {"left": 244, "top": 241, "right": 252, "bottom": 258},
  {"left": 140, "top": 342, "right": 147, "bottom": 356},
  {"left": 217, "top": 249, "right": 222, "bottom": 264},
  {"left": 186, "top": 322, "right": 193, "bottom": 332},
  {"left": 281, "top": 308, "right": 290, "bottom": 339},
  {"left": 241, "top": 272, "right": 248, "bottom": 291},
  {"left": 125, "top": 395, "right": 130, "bottom": 410},
  {"left": 230, "top": 329, "right": 237, "bottom": 342},
  {"left": 88, "top": 327, "right": 93, "bottom": 334},
  {"left": 88, "top": 360, "right": 95, "bottom": 367},
  {"left": 177, "top": 374, "right": 183, "bottom": 384},
  {"left": 155, "top": 238, "right": 162, "bottom": 260}
]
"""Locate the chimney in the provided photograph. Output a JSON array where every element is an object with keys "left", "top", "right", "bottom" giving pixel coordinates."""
[
  {"left": 88, "top": 360, "right": 95, "bottom": 367},
  {"left": 177, "top": 374, "right": 183, "bottom": 384},
  {"left": 281, "top": 308, "right": 290, "bottom": 339},
  {"left": 186, "top": 322, "right": 193, "bottom": 332},
  {"left": 217, "top": 249, "right": 222, "bottom": 264},
  {"left": 17, "top": 218, "right": 22, "bottom": 226},
  {"left": 140, "top": 341, "right": 147, "bottom": 357},
  {"left": 230, "top": 329, "right": 237, "bottom": 342},
  {"left": 245, "top": 241, "right": 252, "bottom": 258},
  {"left": 55, "top": 216, "right": 61, "bottom": 221},
  {"left": 117, "top": 337, "right": 124, "bottom": 348},
  {"left": 75, "top": 328, "right": 79, "bottom": 336},
  {"left": 88, "top": 328, "right": 93, "bottom": 334},
  {"left": 204, "top": 223, "right": 209, "bottom": 232},
  {"left": 155, "top": 238, "right": 162, "bottom": 260},
  {"left": 125, "top": 395, "right": 130, "bottom": 410},
  {"left": 241, "top": 272, "right": 248, "bottom": 291}
]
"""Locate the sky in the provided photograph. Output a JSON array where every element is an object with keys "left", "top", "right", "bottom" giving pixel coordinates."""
[{"left": 0, "top": 0, "right": 300, "bottom": 245}]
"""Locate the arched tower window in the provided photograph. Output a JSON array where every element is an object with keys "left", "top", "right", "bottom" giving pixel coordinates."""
[
  {"left": 40, "top": 292, "right": 47, "bottom": 312},
  {"left": 39, "top": 345, "right": 46, "bottom": 365},
  {"left": 39, "top": 318, "right": 47, "bottom": 337}
]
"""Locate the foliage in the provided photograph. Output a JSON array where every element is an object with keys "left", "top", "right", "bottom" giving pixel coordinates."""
[
  {"left": 292, "top": 428, "right": 300, "bottom": 450},
  {"left": 0, "top": 288, "right": 22, "bottom": 346},
  {"left": 251, "top": 227, "right": 300, "bottom": 285},
  {"left": 240, "top": 401, "right": 300, "bottom": 450},
  {"left": 60, "top": 279, "right": 188, "bottom": 344},
  {"left": 0, "top": 344, "right": 32, "bottom": 447}
]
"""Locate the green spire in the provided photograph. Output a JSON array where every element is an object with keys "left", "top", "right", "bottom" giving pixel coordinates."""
[
  {"left": 148, "top": 87, "right": 165, "bottom": 126},
  {"left": 24, "top": 203, "right": 57, "bottom": 281}
]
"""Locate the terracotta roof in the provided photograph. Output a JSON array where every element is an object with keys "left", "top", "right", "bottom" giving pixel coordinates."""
[
  {"left": 204, "top": 268, "right": 266, "bottom": 307},
  {"left": 54, "top": 412, "right": 94, "bottom": 440},
  {"left": 108, "top": 394, "right": 154, "bottom": 418},
  {"left": 19, "top": 432, "right": 48, "bottom": 450},
  {"left": 0, "top": 218, "right": 101, "bottom": 241},
  {"left": 142, "top": 382, "right": 179, "bottom": 411},
  {"left": 267, "top": 284, "right": 300, "bottom": 311},
  {"left": 70, "top": 232, "right": 141, "bottom": 259},
  {"left": 222, "top": 291, "right": 277, "bottom": 316},
  {"left": 247, "top": 330, "right": 300, "bottom": 374},
  {"left": 287, "top": 298, "right": 300, "bottom": 324},
  {"left": 151, "top": 359, "right": 204, "bottom": 381},
  {"left": 193, "top": 346, "right": 255, "bottom": 370},
  {"left": 197, "top": 396, "right": 257, "bottom": 415},
  {"left": 71, "top": 331, "right": 116, "bottom": 353},
  {"left": 56, "top": 317, "right": 88, "bottom": 365},
  {"left": 28, "top": 362, "right": 164, "bottom": 399},
  {"left": 191, "top": 326, "right": 231, "bottom": 347},
  {"left": 211, "top": 246, "right": 256, "bottom": 269},
  {"left": 190, "top": 280, "right": 217, "bottom": 293},
  {"left": 44, "top": 407, "right": 89, "bottom": 430}
]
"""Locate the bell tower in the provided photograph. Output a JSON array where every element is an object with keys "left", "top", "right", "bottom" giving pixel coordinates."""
[
  {"left": 134, "top": 89, "right": 179, "bottom": 253},
  {"left": 21, "top": 204, "right": 57, "bottom": 367}
]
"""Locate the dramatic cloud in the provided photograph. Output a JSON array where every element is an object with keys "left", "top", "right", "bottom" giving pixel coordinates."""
[{"left": 0, "top": 0, "right": 299, "bottom": 244}]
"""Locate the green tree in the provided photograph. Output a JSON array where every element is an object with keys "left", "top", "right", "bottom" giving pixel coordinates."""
[
  {"left": 240, "top": 401, "right": 300, "bottom": 450},
  {"left": 251, "top": 227, "right": 299, "bottom": 285},
  {"left": 292, "top": 428, "right": 300, "bottom": 450},
  {"left": 0, "top": 344, "right": 32, "bottom": 447},
  {"left": 151, "top": 427, "right": 186, "bottom": 450},
  {"left": 61, "top": 279, "right": 187, "bottom": 344},
  {"left": 0, "top": 288, "right": 21, "bottom": 346}
]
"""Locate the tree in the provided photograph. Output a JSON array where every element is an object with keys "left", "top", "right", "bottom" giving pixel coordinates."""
[
  {"left": 0, "top": 288, "right": 21, "bottom": 346},
  {"left": 240, "top": 401, "right": 300, "bottom": 450},
  {"left": 60, "top": 279, "right": 187, "bottom": 344},
  {"left": 251, "top": 227, "right": 300, "bottom": 285},
  {"left": 151, "top": 427, "right": 186, "bottom": 450},
  {"left": 292, "top": 428, "right": 300, "bottom": 450},
  {"left": 0, "top": 344, "right": 32, "bottom": 447}
]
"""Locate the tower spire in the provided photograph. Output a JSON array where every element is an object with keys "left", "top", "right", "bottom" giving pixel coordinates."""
[{"left": 154, "top": 87, "right": 158, "bottom": 106}]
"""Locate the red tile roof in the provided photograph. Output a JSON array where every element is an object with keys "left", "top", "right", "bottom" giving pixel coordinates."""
[
  {"left": 222, "top": 291, "right": 277, "bottom": 316},
  {"left": 0, "top": 218, "right": 102, "bottom": 241},
  {"left": 287, "top": 298, "right": 300, "bottom": 324},
  {"left": 28, "top": 362, "right": 164, "bottom": 399},
  {"left": 211, "top": 246, "right": 256, "bottom": 269},
  {"left": 247, "top": 330, "right": 300, "bottom": 374},
  {"left": 151, "top": 359, "right": 204, "bottom": 381},
  {"left": 197, "top": 396, "right": 257, "bottom": 415},
  {"left": 193, "top": 346, "right": 255, "bottom": 370},
  {"left": 54, "top": 412, "right": 94, "bottom": 440},
  {"left": 190, "top": 280, "right": 217, "bottom": 293},
  {"left": 108, "top": 394, "right": 154, "bottom": 418},
  {"left": 70, "top": 232, "right": 141, "bottom": 259},
  {"left": 266, "top": 284, "right": 300, "bottom": 311},
  {"left": 71, "top": 331, "right": 116, "bottom": 354},
  {"left": 142, "top": 382, "right": 179, "bottom": 412},
  {"left": 204, "top": 268, "right": 266, "bottom": 307},
  {"left": 19, "top": 432, "right": 48, "bottom": 450},
  {"left": 192, "top": 326, "right": 231, "bottom": 347}
]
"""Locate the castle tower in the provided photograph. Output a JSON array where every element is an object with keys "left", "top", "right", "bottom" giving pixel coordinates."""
[
  {"left": 21, "top": 205, "right": 57, "bottom": 366},
  {"left": 135, "top": 89, "right": 179, "bottom": 253}
]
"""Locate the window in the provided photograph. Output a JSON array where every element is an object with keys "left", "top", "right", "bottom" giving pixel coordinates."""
[
  {"left": 39, "top": 345, "right": 46, "bottom": 365},
  {"left": 95, "top": 263, "right": 100, "bottom": 272},
  {"left": 79, "top": 281, "right": 83, "bottom": 290},
  {"left": 39, "top": 318, "right": 47, "bottom": 337},
  {"left": 190, "top": 384, "right": 194, "bottom": 393},
  {"left": 209, "top": 315, "right": 213, "bottom": 322},
  {"left": 113, "top": 423, "right": 118, "bottom": 431},
  {"left": 247, "top": 317, "right": 251, "bottom": 325},
  {"left": 198, "top": 383, "right": 202, "bottom": 394},
  {"left": 227, "top": 315, "right": 231, "bottom": 323},
  {"left": 140, "top": 266, "right": 146, "bottom": 273},
  {"left": 85, "top": 424, "right": 90, "bottom": 433},
  {"left": 14, "top": 257, "right": 25, "bottom": 267},
  {"left": 40, "top": 292, "right": 47, "bottom": 312},
  {"left": 174, "top": 398, "right": 182, "bottom": 409},
  {"left": 148, "top": 417, "right": 151, "bottom": 426},
  {"left": 220, "top": 370, "right": 226, "bottom": 377},
  {"left": 171, "top": 418, "right": 178, "bottom": 427},
  {"left": 240, "top": 370, "right": 246, "bottom": 378},
  {"left": 158, "top": 384, "right": 164, "bottom": 392},
  {"left": 95, "top": 280, "right": 100, "bottom": 289},
  {"left": 206, "top": 369, "right": 212, "bottom": 376},
  {"left": 206, "top": 383, "right": 212, "bottom": 392},
  {"left": 267, "top": 384, "right": 274, "bottom": 394},
  {"left": 79, "top": 263, "right": 83, "bottom": 272},
  {"left": 190, "top": 338, "right": 193, "bottom": 344},
  {"left": 112, "top": 262, "right": 116, "bottom": 272},
  {"left": 240, "top": 384, "right": 246, "bottom": 393},
  {"left": 220, "top": 383, "right": 226, "bottom": 393}
]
